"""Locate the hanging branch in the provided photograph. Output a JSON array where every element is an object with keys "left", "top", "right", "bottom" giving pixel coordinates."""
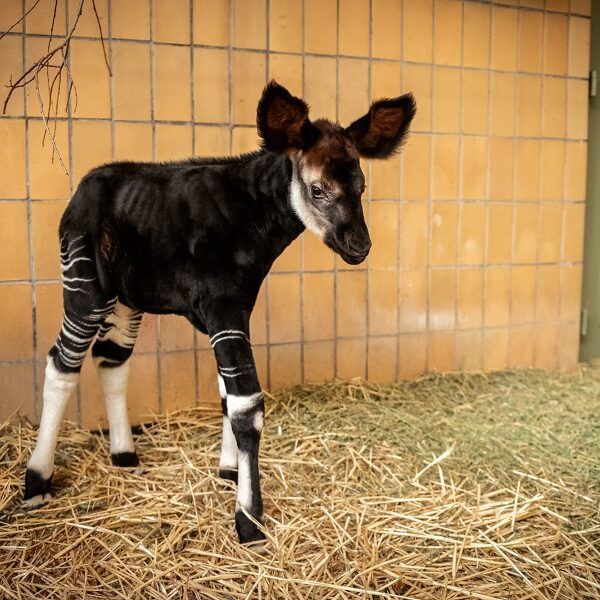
[
  {"left": 0, "top": 0, "right": 43, "bottom": 41},
  {"left": 1, "top": 0, "right": 111, "bottom": 174},
  {"left": 91, "top": 0, "right": 110, "bottom": 74}
]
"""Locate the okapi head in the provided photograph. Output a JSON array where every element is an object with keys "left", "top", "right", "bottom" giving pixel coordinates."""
[{"left": 257, "top": 80, "right": 416, "bottom": 265}]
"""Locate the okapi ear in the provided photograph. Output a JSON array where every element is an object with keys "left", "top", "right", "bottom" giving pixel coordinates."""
[
  {"left": 345, "top": 93, "right": 416, "bottom": 159},
  {"left": 257, "top": 80, "right": 319, "bottom": 153}
]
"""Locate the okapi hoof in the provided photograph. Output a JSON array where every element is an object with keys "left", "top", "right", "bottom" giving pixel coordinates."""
[
  {"left": 23, "top": 468, "right": 52, "bottom": 508},
  {"left": 235, "top": 510, "right": 266, "bottom": 546},
  {"left": 218, "top": 468, "right": 238, "bottom": 484},
  {"left": 111, "top": 451, "right": 140, "bottom": 468}
]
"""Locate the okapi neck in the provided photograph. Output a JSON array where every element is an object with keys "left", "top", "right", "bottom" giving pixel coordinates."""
[{"left": 234, "top": 150, "right": 306, "bottom": 264}]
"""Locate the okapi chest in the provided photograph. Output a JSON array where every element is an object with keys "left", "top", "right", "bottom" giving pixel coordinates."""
[{"left": 23, "top": 81, "right": 416, "bottom": 546}]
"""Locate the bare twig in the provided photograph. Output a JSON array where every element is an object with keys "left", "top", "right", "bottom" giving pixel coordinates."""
[
  {"left": 2, "top": 0, "right": 110, "bottom": 174},
  {"left": 91, "top": 0, "right": 111, "bottom": 75},
  {"left": 36, "top": 72, "right": 67, "bottom": 172},
  {"left": 42, "top": 0, "right": 60, "bottom": 155},
  {"left": 3, "top": 0, "right": 85, "bottom": 114},
  {"left": 0, "top": 0, "right": 43, "bottom": 42},
  {"left": 47, "top": 0, "right": 59, "bottom": 53}
]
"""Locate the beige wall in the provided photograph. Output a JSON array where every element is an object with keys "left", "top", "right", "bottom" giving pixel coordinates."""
[{"left": 0, "top": 0, "right": 591, "bottom": 427}]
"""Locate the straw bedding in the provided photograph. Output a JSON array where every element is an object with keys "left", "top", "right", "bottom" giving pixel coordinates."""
[{"left": 1, "top": 370, "right": 599, "bottom": 599}]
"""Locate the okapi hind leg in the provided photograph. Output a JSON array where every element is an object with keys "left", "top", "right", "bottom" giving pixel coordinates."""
[
  {"left": 23, "top": 355, "right": 79, "bottom": 507},
  {"left": 92, "top": 302, "right": 143, "bottom": 467},
  {"left": 24, "top": 244, "right": 117, "bottom": 508},
  {"left": 24, "top": 232, "right": 116, "bottom": 506}
]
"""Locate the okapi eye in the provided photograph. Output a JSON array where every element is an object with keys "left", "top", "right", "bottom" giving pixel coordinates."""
[{"left": 311, "top": 185, "right": 325, "bottom": 199}]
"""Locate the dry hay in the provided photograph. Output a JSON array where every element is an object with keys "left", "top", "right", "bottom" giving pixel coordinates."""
[{"left": 1, "top": 369, "right": 599, "bottom": 599}]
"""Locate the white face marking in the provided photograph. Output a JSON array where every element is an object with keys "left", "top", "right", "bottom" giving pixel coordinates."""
[
  {"left": 289, "top": 161, "right": 327, "bottom": 240},
  {"left": 28, "top": 358, "right": 79, "bottom": 479},
  {"left": 95, "top": 359, "right": 134, "bottom": 454}
]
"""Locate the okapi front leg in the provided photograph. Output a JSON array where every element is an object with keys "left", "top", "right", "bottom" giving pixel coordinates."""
[
  {"left": 229, "top": 391, "right": 265, "bottom": 544},
  {"left": 210, "top": 327, "right": 265, "bottom": 545},
  {"left": 218, "top": 374, "right": 238, "bottom": 482}
]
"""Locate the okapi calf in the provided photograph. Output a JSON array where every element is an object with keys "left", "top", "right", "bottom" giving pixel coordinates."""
[{"left": 24, "top": 81, "right": 415, "bottom": 545}]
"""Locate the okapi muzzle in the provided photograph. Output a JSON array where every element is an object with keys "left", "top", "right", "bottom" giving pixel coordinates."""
[
  {"left": 23, "top": 79, "right": 415, "bottom": 547},
  {"left": 323, "top": 195, "right": 372, "bottom": 265}
]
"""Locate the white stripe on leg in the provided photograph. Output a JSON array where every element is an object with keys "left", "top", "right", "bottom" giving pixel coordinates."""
[
  {"left": 97, "top": 302, "right": 142, "bottom": 348},
  {"left": 218, "top": 375, "right": 237, "bottom": 470},
  {"left": 227, "top": 392, "right": 262, "bottom": 413},
  {"left": 28, "top": 358, "right": 79, "bottom": 479},
  {"left": 227, "top": 392, "right": 264, "bottom": 514},
  {"left": 236, "top": 450, "right": 252, "bottom": 512},
  {"left": 217, "top": 374, "right": 227, "bottom": 399},
  {"left": 95, "top": 359, "right": 134, "bottom": 455},
  {"left": 219, "top": 415, "right": 238, "bottom": 470}
]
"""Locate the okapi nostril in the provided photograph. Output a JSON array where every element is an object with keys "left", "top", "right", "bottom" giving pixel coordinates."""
[
  {"left": 342, "top": 229, "right": 371, "bottom": 257},
  {"left": 348, "top": 241, "right": 371, "bottom": 257}
]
